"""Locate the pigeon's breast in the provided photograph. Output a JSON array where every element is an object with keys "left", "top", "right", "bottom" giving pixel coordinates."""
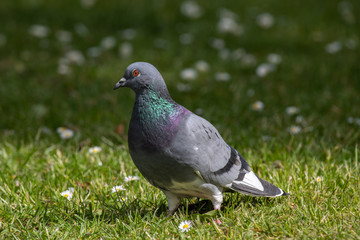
[{"left": 128, "top": 106, "right": 190, "bottom": 155}]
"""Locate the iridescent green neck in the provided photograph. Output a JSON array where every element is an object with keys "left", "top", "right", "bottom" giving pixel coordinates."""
[{"left": 135, "top": 89, "right": 178, "bottom": 122}]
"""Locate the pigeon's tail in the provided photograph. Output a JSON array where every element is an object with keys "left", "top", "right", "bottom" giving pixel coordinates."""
[{"left": 230, "top": 171, "right": 289, "bottom": 197}]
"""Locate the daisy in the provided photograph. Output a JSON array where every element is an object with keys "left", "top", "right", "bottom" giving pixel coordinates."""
[
  {"left": 87, "top": 46, "right": 102, "bottom": 58},
  {"left": 217, "top": 13, "right": 243, "bottom": 36},
  {"left": 325, "top": 41, "right": 342, "bottom": 54},
  {"left": 214, "top": 72, "right": 230, "bottom": 82},
  {"left": 124, "top": 176, "right": 140, "bottom": 182},
  {"left": 180, "top": 1, "right": 202, "bottom": 19},
  {"left": 176, "top": 83, "right": 192, "bottom": 92},
  {"left": 0, "top": 33, "right": 7, "bottom": 47},
  {"left": 60, "top": 189, "right": 73, "bottom": 201},
  {"left": 119, "top": 196, "right": 128, "bottom": 202},
  {"left": 256, "top": 13, "right": 275, "bottom": 29},
  {"left": 55, "top": 30, "right": 72, "bottom": 43},
  {"left": 195, "top": 60, "right": 210, "bottom": 72},
  {"left": 111, "top": 185, "right": 126, "bottom": 193},
  {"left": 256, "top": 63, "right": 275, "bottom": 77},
  {"left": 178, "top": 220, "right": 192, "bottom": 232},
  {"left": 100, "top": 36, "right": 116, "bottom": 50},
  {"left": 65, "top": 50, "right": 85, "bottom": 66},
  {"left": 285, "top": 106, "right": 300, "bottom": 115},
  {"left": 80, "top": 0, "right": 96, "bottom": 8},
  {"left": 180, "top": 68, "right": 198, "bottom": 81},
  {"left": 316, "top": 176, "right": 323, "bottom": 182},
  {"left": 57, "top": 63, "right": 71, "bottom": 75},
  {"left": 179, "top": 33, "right": 194, "bottom": 45},
  {"left": 29, "top": 24, "right": 49, "bottom": 38},
  {"left": 288, "top": 125, "right": 302, "bottom": 135},
  {"left": 89, "top": 146, "right": 102, "bottom": 154},
  {"left": 119, "top": 42, "right": 133, "bottom": 58},
  {"left": 251, "top": 101, "right": 265, "bottom": 112},
  {"left": 267, "top": 53, "right": 282, "bottom": 64},
  {"left": 59, "top": 129, "right": 74, "bottom": 139}
]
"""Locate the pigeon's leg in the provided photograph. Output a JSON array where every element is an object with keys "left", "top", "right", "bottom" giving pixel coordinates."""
[
  {"left": 163, "top": 191, "right": 181, "bottom": 216},
  {"left": 209, "top": 193, "right": 223, "bottom": 210}
]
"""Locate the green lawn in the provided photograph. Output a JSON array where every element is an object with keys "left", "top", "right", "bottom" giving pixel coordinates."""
[{"left": 1, "top": 0, "right": 359, "bottom": 239}]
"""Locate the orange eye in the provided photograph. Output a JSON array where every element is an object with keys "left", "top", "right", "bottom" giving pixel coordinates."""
[{"left": 132, "top": 69, "right": 140, "bottom": 77}]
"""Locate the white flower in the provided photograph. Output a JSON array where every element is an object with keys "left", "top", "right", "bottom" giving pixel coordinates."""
[
  {"left": 87, "top": 47, "right": 102, "bottom": 58},
  {"left": 68, "top": 187, "right": 75, "bottom": 193},
  {"left": 178, "top": 220, "right": 192, "bottom": 232},
  {"left": 0, "top": 33, "right": 7, "bottom": 47},
  {"left": 345, "top": 39, "right": 357, "bottom": 49},
  {"left": 119, "top": 196, "right": 127, "bottom": 202},
  {"left": 100, "top": 36, "right": 116, "bottom": 50},
  {"left": 57, "top": 63, "right": 71, "bottom": 75},
  {"left": 325, "top": 41, "right": 342, "bottom": 54},
  {"left": 32, "top": 104, "right": 48, "bottom": 118},
  {"left": 120, "top": 28, "right": 137, "bottom": 40},
  {"left": 232, "top": 48, "right": 246, "bottom": 60},
  {"left": 256, "top": 63, "right": 275, "bottom": 77},
  {"left": 288, "top": 125, "right": 301, "bottom": 135},
  {"left": 118, "top": 42, "right": 133, "bottom": 58},
  {"left": 338, "top": 1, "right": 355, "bottom": 24},
  {"left": 60, "top": 189, "right": 73, "bottom": 201},
  {"left": 57, "top": 127, "right": 74, "bottom": 139},
  {"left": 154, "top": 38, "right": 168, "bottom": 49},
  {"left": 111, "top": 185, "right": 126, "bottom": 193},
  {"left": 251, "top": 101, "right": 264, "bottom": 111},
  {"left": 74, "top": 23, "right": 89, "bottom": 36},
  {"left": 285, "top": 106, "right": 300, "bottom": 115},
  {"left": 89, "top": 146, "right": 102, "bottom": 154},
  {"left": 316, "top": 176, "right": 323, "bottom": 182},
  {"left": 29, "top": 24, "right": 49, "bottom": 38},
  {"left": 177, "top": 83, "right": 192, "bottom": 92},
  {"left": 348, "top": 117, "right": 360, "bottom": 126},
  {"left": 256, "top": 13, "right": 275, "bottom": 29},
  {"left": 214, "top": 72, "right": 230, "bottom": 82},
  {"left": 262, "top": 135, "right": 272, "bottom": 141},
  {"left": 65, "top": 50, "right": 85, "bottom": 65},
  {"left": 209, "top": 38, "right": 225, "bottom": 50},
  {"left": 55, "top": 30, "right": 72, "bottom": 43},
  {"left": 219, "top": 48, "right": 231, "bottom": 60},
  {"left": 241, "top": 54, "right": 257, "bottom": 66},
  {"left": 246, "top": 89, "right": 255, "bottom": 97},
  {"left": 195, "top": 108, "right": 203, "bottom": 115},
  {"left": 57, "top": 127, "right": 67, "bottom": 133},
  {"left": 217, "top": 9, "right": 243, "bottom": 36},
  {"left": 179, "top": 33, "right": 194, "bottom": 45},
  {"left": 180, "top": 1, "right": 202, "bottom": 19},
  {"left": 180, "top": 68, "right": 198, "bottom": 81},
  {"left": 296, "top": 115, "right": 305, "bottom": 123},
  {"left": 80, "top": 0, "right": 96, "bottom": 8},
  {"left": 217, "top": 16, "right": 243, "bottom": 36},
  {"left": 195, "top": 60, "right": 210, "bottom": 72},
  {"left": 267, "top": 53, "right": 282, "bottom": 64},
  {"left": 124, "top": 176, "right": 140, "bottom": 182}
]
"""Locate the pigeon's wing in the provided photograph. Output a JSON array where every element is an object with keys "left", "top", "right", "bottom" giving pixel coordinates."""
[
  {"left": 168, "top": 113, "right": 246, "bottom": 186},
  {"left": 168, "top": 113, "right": 286, "bottom": 196}
]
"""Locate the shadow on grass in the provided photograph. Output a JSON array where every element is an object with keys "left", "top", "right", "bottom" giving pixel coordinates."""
[
  {"left": 89, "top": 193, "right": 288, "bottom": 222},
  {"left": 40, "top": 192, "right": 289, "bottom": 226}
]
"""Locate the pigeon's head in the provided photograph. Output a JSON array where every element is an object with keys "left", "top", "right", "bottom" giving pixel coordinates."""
[{"left": 114, "top": 62, "right": 168, "bottom": 94}]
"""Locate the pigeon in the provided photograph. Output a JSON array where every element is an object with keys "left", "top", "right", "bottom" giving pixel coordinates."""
[{"left": 114, "top": 62, "right": 289, "bottom": 214}]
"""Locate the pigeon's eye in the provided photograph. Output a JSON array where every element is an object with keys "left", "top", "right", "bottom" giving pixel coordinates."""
[{"left": 132, "top": 69, "right": 140, "bottom": 77}]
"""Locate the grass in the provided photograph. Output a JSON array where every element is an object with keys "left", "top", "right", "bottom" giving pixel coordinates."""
[{"left": 1, "top": 0, "right": 360, "bottom": 238}]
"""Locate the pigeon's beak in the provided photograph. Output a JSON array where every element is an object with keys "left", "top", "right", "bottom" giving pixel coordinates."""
[{"left": 113, "top": 77, "right": 126, "bottom": 90}]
